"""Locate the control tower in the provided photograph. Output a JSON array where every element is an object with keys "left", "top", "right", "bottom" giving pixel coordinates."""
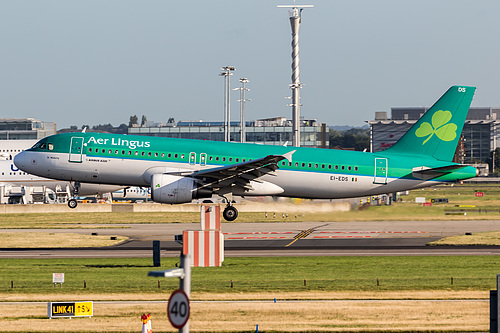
[{"left": 277, "top": 4, "right": 314, "bottom": 147}]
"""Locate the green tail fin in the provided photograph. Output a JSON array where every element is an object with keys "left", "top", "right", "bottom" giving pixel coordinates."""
[{"left": 384, "top": 86, "right": 476, "bottom": 161}]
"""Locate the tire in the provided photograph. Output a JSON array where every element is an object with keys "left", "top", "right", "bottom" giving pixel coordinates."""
[
  {"left": 68, "top": 199, "right": 78, "bottom": 209},
  {"left": 223, "top": 206, "right": 238, "bottom": 221}
]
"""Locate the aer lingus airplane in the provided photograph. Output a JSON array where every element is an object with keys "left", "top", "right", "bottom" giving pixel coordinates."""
[{"left": 14, "top": 86, "right": 478, "bottom": 220}]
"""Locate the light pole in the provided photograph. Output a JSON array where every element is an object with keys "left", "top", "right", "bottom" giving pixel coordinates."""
[
  {"left": 233, "top": 78, "right": 251, "bottom": 143},
  {"left": 277, "top": 4, "right": 313, "bottom": 147},
  {"left": 219, "top": 66, "right": 235, "bottom": 142}
]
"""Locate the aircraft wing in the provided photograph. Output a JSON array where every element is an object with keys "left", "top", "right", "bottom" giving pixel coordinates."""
[{"left": 189, "top": 150, "right": 296, "bottom": 191}]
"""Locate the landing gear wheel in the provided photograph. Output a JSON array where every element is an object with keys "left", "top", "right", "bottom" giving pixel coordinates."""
[
  {"left": 68, "top": 199, "right": 78, "bottom": 209},
  {"left": 223, "top": 206, "right": 238, "bottom": 221}
]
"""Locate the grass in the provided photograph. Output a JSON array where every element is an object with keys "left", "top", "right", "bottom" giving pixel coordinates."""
[
  {"left": 2, "top": 184, "right": 500, "bottom": 228},
  {"left": 430, "top": 231, "right": 500, "bottom": 246},
  {"left": 2, "top": 256, "right": 500, "bottom": 295},
  {"left": 0, "top": 232, "right": 127, "bottom": 248},
  {"left": 1, "top": 256, "right": 496, "bottom": 332},
  {"left": 0, "top": 300, "right": 489, "bottom": 332}
]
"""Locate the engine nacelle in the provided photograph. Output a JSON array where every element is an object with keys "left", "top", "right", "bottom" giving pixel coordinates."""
[{"left": 151, "top": 174, "right": 212, "bottom": 204}]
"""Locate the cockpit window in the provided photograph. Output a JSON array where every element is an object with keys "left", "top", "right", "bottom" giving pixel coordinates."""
[
  {"left": 40, "top": 143, "right": 47, "bottom": 150},
  {"left": 31, "top": 142, "right": 42, "bottom": 149}
]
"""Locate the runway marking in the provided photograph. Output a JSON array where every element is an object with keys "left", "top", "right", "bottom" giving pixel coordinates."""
[
  {"left": 227, "top": 236, "right": 288, "bottom": 240},
  {"left": 317, "top": 231, "right": 426, "bottom": 234},
  {"left": 224, "top": 232, "right": 294, "bottom": 235},
  {"left": 286, "top": 226, "right": 324, "bottom": 247},
  {"left": 314, "top": 236, "right": 373, "bottom": 239}
]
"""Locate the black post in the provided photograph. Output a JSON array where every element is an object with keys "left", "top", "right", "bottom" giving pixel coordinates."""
[
  {"left": 153, "top": 240, "right": 161, "bottom": 267},
  {"left": 491, "top": 290, "right": 498, "bottom": 333}
]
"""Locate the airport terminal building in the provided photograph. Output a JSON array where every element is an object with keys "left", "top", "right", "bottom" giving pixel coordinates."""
[
  {"left": 0, "top": 118, "right": 56, "bottom": 140},
  {"left": 129, "top": 117, "right": 329, "bottom": 148},
  {"left": 368, "top": 107, "right": 499, "bottom": 166}
]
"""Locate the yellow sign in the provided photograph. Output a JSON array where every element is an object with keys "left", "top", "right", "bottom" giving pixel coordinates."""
[
  {"left": 48, "top": 301, "right": 93, "bottom": 318},
  {"left": 75, "top": 302, "right": 93, "bottom": 316}
]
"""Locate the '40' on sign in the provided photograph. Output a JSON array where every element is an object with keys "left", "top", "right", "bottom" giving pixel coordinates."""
[{"left": 167, "top": 289, "right": 190, "bottom": 329}]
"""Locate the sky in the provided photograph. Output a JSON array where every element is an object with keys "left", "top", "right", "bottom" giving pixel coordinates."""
[{"left": 1, "top": 0, "right": 499, "bottom": 129}]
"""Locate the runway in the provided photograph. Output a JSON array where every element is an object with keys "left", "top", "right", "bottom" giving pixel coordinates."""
[{"left": 1, "top": 220, "right": 500, "bottom": 258}]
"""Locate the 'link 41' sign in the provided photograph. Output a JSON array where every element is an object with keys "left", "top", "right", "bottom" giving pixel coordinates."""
[{"left": 48, "top": 301, "right": 93, "bottom": 318}]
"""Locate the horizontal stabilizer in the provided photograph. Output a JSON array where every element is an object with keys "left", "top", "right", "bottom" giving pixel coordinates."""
[{"left": 412, "top": 164, "right": 467, "bottom": 180}]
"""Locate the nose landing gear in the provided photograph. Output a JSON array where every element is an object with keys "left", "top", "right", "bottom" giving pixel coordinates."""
[{"left": 67, "top": 182, "right": 80, "bottom": 209}]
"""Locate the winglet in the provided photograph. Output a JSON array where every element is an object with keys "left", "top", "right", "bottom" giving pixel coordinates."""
[{"left": 282, "top": 150, "right": 296, "bottom": 162}]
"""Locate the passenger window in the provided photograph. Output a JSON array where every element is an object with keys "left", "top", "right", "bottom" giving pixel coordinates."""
[
  {"left": 242, "top": 159, "right": 246, "bottom": 162},
  {"left": 135, "top": 151, "right": 138, "bottom": 156},
  {"left": 295, "top": 162, "right": 298, "bottom": 167},
  {"left": 308, "top": 163, "right": 312, "bottom": 168},
  {"left": 348, "top": 166, "right": 351, "bottom": 171},
  {"left": 229, "top": 158, "right": 233, "bottom": 162},
  {"left": 315, "top": 164, "right": 318, "bottom": 168},
  {"left": 128, "top": 151, "right": 132, "bottom": 155},
  {"left": 115, "top": 150, "right": 119, "bottom": 154},
  {"left": 168, "top": 153, "right": 171, "bottom": 158},
  {"left": 322, "top": 164, "right": 325, "bottom": 169},
  {"left": 236, "top": 158, "right": 239, "bottom": 162},
  {"left": 102, "top": 149, "right": 106, "bottom": 153},
  {"left": 355, "top": 166, "right": 358, "bottom": 171},
  {"left": 335, "top": 165, "right": 338, "bottom": 170},
  {"left": 216, "top": 157, "right": 219, "bottom": 161},
  {"left": 122, "top": 150, "right": 125, "bottom": 155},
  {"left": 222, "top": 157, "right": 226, "bottom": 162},
  {"left": 148, "top": 152, "right": 151, "bottom": 156},
  {"left": 108, "top": 149, "right": 112, "bottom": 154},
  {"left": 181, "top": 154, "right": 184, "bottom": 159},
  {"left": 161, "top": 153, "right": 165, "bottom": 157},
  {"left": 328, "top": 165, "right": 332, "bottom": 169},
  {"left": 301, "top": 163, "right": 305, "bottom": 167},
  {"left": 88, "top": 148, "right": 92, "bottom": 152},
  {"left": 174, "top": 154, "right": 178, "bottom": 158},
  {"left": 341, "top": 166, "right": 345, "bottom": 170},
  {"left": 289, "top": 162, "right": 292, "bottom": 166},
  {"left": 155, "top": 153, "right": 158, "bottom": 157},
  {"left": 209, "top": 156, "right": 213, "bottom": 161},
  {"left": 141, "top": 152, "right": 145, "bottom": 156}
]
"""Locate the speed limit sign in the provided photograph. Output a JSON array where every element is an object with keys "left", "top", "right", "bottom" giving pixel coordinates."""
[{"left": 167, "top": 289, "right": 190, "bottom": 329}]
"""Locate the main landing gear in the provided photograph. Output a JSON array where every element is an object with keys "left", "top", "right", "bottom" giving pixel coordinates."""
[
  {"left": 220, "top": 195, "right": 238, "bottom": 221},
  {"left": 68, "top": 182, "right": 80, "bottom": 209}
]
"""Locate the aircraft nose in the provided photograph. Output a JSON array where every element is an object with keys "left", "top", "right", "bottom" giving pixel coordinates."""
[{"left": 14, "top": 151, "right": 32, "bottom": 173}]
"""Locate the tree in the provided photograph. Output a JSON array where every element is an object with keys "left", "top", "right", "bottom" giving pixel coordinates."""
[
  {"left": 129, "top": 115, "right": 138, "bottom": 127},
  {"left": 141, "top": 115, "right": 147, "bottom": 127},
  {"left": 167, "top": 117, "right": 175, "bottom": 124},
  {"left": 329, "top": 128, "right": 370, "bottom": 151}
]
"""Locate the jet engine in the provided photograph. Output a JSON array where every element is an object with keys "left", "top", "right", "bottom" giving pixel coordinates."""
[{"left": 151, "top": 174, "right": 212, "bottom": 204}]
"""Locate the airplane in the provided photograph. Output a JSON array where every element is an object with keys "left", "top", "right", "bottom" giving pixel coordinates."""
[
  {"left": 0, "top": 140, "right": 125, "bottom": 203},
  {"left": 14, "top": 86, "right": 478, "bottom": 220},
  {"left": 112, "top": 186, "right": 151, "bottom": 202},
  {"left": 0, "top": 140, "right": 37, "bottom": 160},
  {"left": 0, "top": 159, "right": 125, "bottom": 202}
]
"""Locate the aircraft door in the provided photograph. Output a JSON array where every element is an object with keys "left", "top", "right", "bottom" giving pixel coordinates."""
[
  {"left": 200, "top": 153, "right": 207, "bottom": 166},
  {"left": 374, "top": 158, "right": 388, "bottom": 184},
  {"left": 69, "top": 137, "right": 84, "bottom": 163},
  {"left": 189, "top": 152, "right": 196, "bottom": 165}
]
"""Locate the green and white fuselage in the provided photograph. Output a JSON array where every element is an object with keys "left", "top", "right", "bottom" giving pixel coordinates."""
[{"left": 14, "top": 86, "right": 478, "bottom": 218}]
